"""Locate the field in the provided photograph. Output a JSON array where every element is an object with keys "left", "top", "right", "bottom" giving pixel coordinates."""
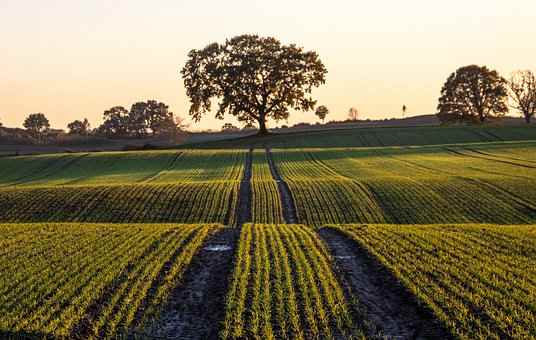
[
  {"left": 0, "top": 223, "right": 223, "bottom": 339},
  {"left": 1, "top": 126, "right": 536, "bottom": 339},
  {"left": 183, "top": 125, "right": 536, "bottom": 149},
  {"left": 327, "top": 224, "right": 536, "bottom": 339},
  {"left": 222, "top": 224, "right": 360, "bottom": 339}
]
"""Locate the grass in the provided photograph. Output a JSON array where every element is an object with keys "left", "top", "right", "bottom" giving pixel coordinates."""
[
  {"left": 222, "top": 224, "right": 362, "bottom": 339},
  {"left": 0, "top": 223, "right": 223, "bottom": 339},
  {"left": 327, "top": 224, "right": 536, "bottom": 339}
]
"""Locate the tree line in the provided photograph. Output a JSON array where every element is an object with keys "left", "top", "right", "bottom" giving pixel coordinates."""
[
  {"left": 180, "top": 35, "right": 535, "bottom": 135},
  {"left": 9, "top": 35, "right": 536, "bottom": 140},
  {"left": 18, "top": 100, "right": 186, "bottom": 142}
]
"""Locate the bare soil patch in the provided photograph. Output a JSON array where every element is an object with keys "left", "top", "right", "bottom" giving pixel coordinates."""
[
  {"left": 143, "top": 227, "right": 239, "bottom": 339},
  {"left": 319, "top": 228, "right": 451, "bottom": 340},
  {"left": 235, "top": 149, "right": 253, "bottom": 226}
]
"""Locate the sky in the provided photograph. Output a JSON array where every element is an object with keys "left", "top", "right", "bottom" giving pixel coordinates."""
[{"left": 1, "top": 0, "right": 535, "bottom": 131}]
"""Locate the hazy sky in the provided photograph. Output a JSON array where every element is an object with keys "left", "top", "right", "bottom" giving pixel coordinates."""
[{"left": 1, "top": 0, "right": 535, "bottom": 131}]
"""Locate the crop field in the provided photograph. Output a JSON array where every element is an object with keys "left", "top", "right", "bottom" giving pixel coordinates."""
[
  {"left": 0, "top": 150, "right": 245, "bottom": 224},
  {"left": 250, "top": 151, "right": 284, "bottom": 224},
  {"left": 184, "top": 125, "right": 536, "bottom": 149},
  {"left": 222, "top": 224, "right": 361, "bottom": 339},
  {"left": 327, "top": 224, "right": 536, "bottom": 339},
  {"left": 0, "top": 223, "right": 223, "bottom": 339},
  {"left": 272, "top": 141, "right": 536, "bottom": 226},
  {"left": 1, "top": 129, "right": 536, "bottom": 339}
]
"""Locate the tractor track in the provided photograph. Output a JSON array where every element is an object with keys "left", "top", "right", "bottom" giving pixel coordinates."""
[
  {"left": 319, "top": 228, "right": 451, "bottom": 340},
  {"left": 266, "top": 147, "right": 298, "bottom": 224}
]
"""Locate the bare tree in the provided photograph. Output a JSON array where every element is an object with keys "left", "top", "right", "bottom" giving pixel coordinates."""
[
  {"left": 348, "top": 107, "right": 359, "bottom": 121},
  {"left": 508, "top": 70, "right": 536, "bottom": 124}
]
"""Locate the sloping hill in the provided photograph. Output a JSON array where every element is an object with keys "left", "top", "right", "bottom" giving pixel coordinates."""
[{"left": 182, "top": 125, "right": 536, "bottom": 149}]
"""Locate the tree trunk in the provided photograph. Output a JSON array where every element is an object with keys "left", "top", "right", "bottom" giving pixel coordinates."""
[
  {"left": 258, "top": 116, "right": 268, "bottom": 135},
  {"left": 525, "top": 114, "right": 532, "bottom": 124}
]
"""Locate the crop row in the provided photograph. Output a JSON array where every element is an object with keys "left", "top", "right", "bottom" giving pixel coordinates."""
[
  {"left": 328, "top": 224, "right": 536, "bottom": 339},
  {"left": 271, "top": 147, "right": 536, "bottom": 225},
  {"left": 0, "top": 223, "right": 222, "bottom": 339},
  {"left": 250, "top": 151, "right": 284, "bottom": 224},
  {"left": 222, "top": 224, "right": 360, "bottom": 339},
  {"left": 272, "top": 151, "right": 386, "bottom": 226},
  {"left": 0, "top": 149, "right": 246, "bottom": 188},
  {"left": 0, "top": 182, "right": 240, "bottom": 224}
]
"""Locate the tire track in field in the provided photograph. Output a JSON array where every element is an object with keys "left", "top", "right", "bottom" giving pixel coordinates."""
[
  {"left": 445, "top": 147, "right": 536, "bottom": 169},
  {"left": 463, "top": 146, "right": 536, "bottom": 165},
  {"left": 319, "top": 228, "right": 452, "bottom": 340},
  {"left": 265, "top": 148, "right": 298, "bottom": 224},
  {"left": 0, "top": 153, "right": 89, "bottom": 188},
  {"left": 386, "top": 152, "right": 536, "bottom": 220},
  {"left": 134, "top": 228, "right": 239, "bottom": 340},
  {"left": 235, "top": 148, "right": 253, "bottom": 226},
  {"left": 141, "top": 151, "right": 184, "bottom": 183}
]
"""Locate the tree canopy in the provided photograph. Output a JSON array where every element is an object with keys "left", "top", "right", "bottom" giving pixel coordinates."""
[
  {"left": 23, "top": 113, "right": 50, "bottom": 135},
  {"left": 437, "top": 65, "right": 508, "bottom": 124},
  {"left": 181, "top": 34, "right": 327, "bottom": 135},
  {"left": 315, "top": 105, "right": 329, "bottom": 122},
  {"left": 67, "top": 118, "right": 91, "bottom": 135},
  {"left": 97, "top": 100, "right": 180, "bottom": 137}
]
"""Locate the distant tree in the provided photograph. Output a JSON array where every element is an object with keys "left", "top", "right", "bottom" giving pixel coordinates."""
[
  {"left": 508, "top": 70, "right": 536, "bottom": 124},
  {"left": 23, "top": 113, "right": 50, "bottom": 142},
  {"left": 127, "top": 100, "right": 174, "bottom": 137},
  {"left": 348, "top": 107, "right": 359, "bottom": 121},
  {"left": 67, "top": 118, "right": 91, "bottom": 135},
  {"left": 99, "top": 106, "right": 129, "bottom": 136},
  {"left": 315, "top": 105, "right": 329, "bottom": 123},
  {"left": 437, "top": 65, "right": 509, "bottom": 124},
  {"left": 222, "top": 123, "right": 239, "bottom": 131},
  {"left": 181, "top": 34, "right": 327, "bottom": 135},
  {"left": 402, "top": 105, "right": 407, "bottom": 117}
]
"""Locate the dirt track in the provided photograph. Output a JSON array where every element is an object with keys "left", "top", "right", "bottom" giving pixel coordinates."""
[
  {"left": 266, "top": 148, "right": 298, "bottom": 224},
  {"left": 144, "top": 228, "right": 238, "bottom": 339},
  {"left": 235, "top": 149, "right": 253, "bottom": 226},
  {"left": 319, "top": 228, "right": 450, "bottom": 340}
]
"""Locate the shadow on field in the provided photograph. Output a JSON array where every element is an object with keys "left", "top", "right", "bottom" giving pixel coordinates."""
[
  {"left": 0, "top": 329, "right": 57, "bottom": 339},
  {"left": 319, "top": 227, "right": 452, "bottom": 340}
]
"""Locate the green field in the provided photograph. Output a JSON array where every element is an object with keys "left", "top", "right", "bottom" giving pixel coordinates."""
[
  {"left": 328, "top": 224, "right": 536, "bottom": 339},
  {"left": 1, "top": 126, "right": 536, "bottom": 339},
  {"left": 0, "top": 223, "right": 222, "bottom": 339},
  {"left": 183, "top": 125, "right": 536, "bottom": 149},
  {"left": 1, "top": 140, "right": 534, "bottom": 225}
]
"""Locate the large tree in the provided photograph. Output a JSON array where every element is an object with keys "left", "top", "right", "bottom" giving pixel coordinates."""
[
  {"left": 508, "top": 70, "right": 536, "bottom": 124},
  {"left": 181, "top": 35, "right": 327, "bottom": 135},
  {"left": 23, "top": 113, "right": 50, "bottom": 139},
  {"left": 437, "top": 65, "right": 509, "bottom": 124}
]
